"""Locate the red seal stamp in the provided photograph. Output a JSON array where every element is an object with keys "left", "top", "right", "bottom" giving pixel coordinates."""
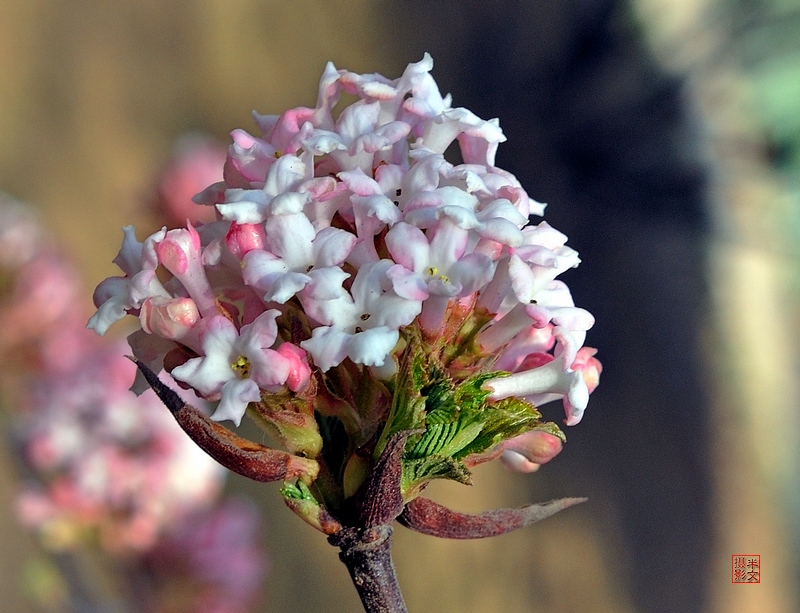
[{"left": 732, "top": 555, "right": 760, "bottom": 583}]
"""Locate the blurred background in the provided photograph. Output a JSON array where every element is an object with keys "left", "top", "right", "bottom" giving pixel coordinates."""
[{"left": 1, "top": 0, "right": 799, "bottom": 611}]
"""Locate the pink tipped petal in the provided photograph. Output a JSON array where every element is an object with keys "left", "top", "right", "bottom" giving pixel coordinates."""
[
  {"left": 264, "top": 214, "right": 315, "bottom": 267},
  {"left": 337, "top": 100, "right": 381, "bottom": 142},
  {"left": 385, "top": 222, "right": 431, "bottom": 271},
  {"left": 311, "top": 227, "right": 357, "bottom": 267},
  {"left": 476, "top": 218, "right": 524, "bottom": 248},
  {"left": 88, "top": 277, "right": 135, "bottom": 335},
  {"left": 217, "top": 155, "right": 308, "bottom": 223},
  {"left": 565, "top": 374, "right": 590, "bottom": 423},
  {"left": 242, "top": 249, "right": 286, "bottom": 290},
  {"left": 479, "top": 199, "right": 527, "bottom": 227},
  {"left": 338, "top": 168, "right": 382, "bottom": 196},
  {"left": 573, "top": 347, "right": 602, "bottom": 393},
  {"left": 113, "top": 225, "right": 146, "bottom": 275},
  {"left": 301, "top": 267, "right": 351, "bottom": 308},
  {"left": 386, "top": 265, "right": 430, "bottom": 301},
  {"left": 447, "top": 253, "right": 495, "bottom": 295},
  {"left": 267, "top": 272, "right": 313, "bottom": 304}
]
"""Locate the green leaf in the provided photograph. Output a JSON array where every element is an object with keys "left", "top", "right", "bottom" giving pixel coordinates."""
[
  {"left": 375, "top": 332, "right": 563, "bottom": 496},
  {"left": 373, "top": 345, "right": 431, "bottom": 459},
  {"left": 454, "top": 395, "right": 550, "bottom": 460},
  {"left": 281, "top": 479, "right": 342, "bottom": 535},
  {"left": 402, "top": 455, "right": 472, "bottom": 494},
  {"left": 531, "top": 420, "right": 567, "bottom": 443},
  {"left": 280, "top": 479, "right": 316, "bottom": 501}
]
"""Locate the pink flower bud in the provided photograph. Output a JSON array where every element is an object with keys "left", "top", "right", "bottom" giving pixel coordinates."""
[
  {"left": 155, "top": 224, "right": 202, "bottom": 276},
  {"left": 155, "top": 224, "right": 218, "bottom": 317},
  {"left": 500, "top": 430, "right": 564, "bottom": 473},
  {"left": 572, "top": 346, "right": 602, "bottom": 393},
  {"left": 276, "top": 343, "right": 312, "bottom": 392},
  {"left": 225, "top": 222, "right": 266, "bottom": 260},
  {"left": 140, "top": 296, "right": 200, "bottom": 340},
  {"left": 517, "top": 351, "right": 554, "bottom": 370}
]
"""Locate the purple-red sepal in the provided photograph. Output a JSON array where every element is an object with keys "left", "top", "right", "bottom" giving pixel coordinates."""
[
  {"left": 131, "top": 357, "right": 318, "bottom": 483},
  {"left": 398, "top": 495, "right": 587, "bottom": 539}
]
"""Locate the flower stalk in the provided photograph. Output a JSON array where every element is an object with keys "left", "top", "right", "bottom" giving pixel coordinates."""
[{"left": 329, "top": 526, "right": 407, "bottom": 613}]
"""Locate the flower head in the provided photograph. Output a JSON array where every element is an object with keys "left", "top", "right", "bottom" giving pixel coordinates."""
[{"left": 90, "top": 55, "right": 600, "bottom": 535}]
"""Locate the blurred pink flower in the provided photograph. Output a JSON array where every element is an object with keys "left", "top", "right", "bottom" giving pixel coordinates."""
[
  {"left": 154, "top": 134, "right": 226, "bottom": 226},
  {"left": 15, "top": 335, "right": 226, "bottom": 551},
  {"left": 0, "top": 192, "right": 45, "bottom": 270},
  {"left": 144, "top": 499, "right": 268, "bottom": 613}
]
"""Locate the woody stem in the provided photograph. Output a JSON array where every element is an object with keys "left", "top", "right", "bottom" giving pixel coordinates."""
[{"left": 328, "top": 525, "right": 407, "bottom": 613}]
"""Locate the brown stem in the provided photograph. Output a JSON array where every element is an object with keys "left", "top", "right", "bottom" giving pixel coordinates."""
[{"left": 328, "top": 525, "right": 407, "bottom": 613}]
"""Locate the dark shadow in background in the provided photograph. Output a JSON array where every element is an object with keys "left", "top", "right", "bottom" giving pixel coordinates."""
[{"left": 386, "top": 1, "right": 712, "bottom": 612}]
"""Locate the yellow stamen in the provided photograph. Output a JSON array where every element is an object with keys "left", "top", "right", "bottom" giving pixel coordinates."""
[{"left": 231, "top": 355, "right": 251, "bottom": 378}]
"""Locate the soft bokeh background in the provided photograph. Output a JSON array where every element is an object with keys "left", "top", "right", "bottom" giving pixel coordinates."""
[{"left": 1, "top": 0, "right": 799, "bottom": 611}]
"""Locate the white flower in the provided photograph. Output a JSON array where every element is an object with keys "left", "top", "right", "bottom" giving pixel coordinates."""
[
  {"left": 88, "top": 226, "right": 168, "bottom": 335},
  {"left": 300, "top": 260, "right": 422, "bottom": 371},
  {"left": 217, "top": 154, "right": 310, "bottom": 224},
  {"left": 171, "top": 311, "right": 291, "bottom": 426},
  {"left": 242, "top": 213, "right": 356, "bottom": 303}
]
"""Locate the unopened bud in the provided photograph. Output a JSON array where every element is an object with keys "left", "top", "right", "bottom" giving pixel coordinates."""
[
  {"left": 140, "top": 296, "right": 199, "bottom": 340},
  {"left": 500, "top": 430, "right": 564, "bottom": 473},
  {"left": 225, "top": 222, "right": 266, "bottom": 260}
]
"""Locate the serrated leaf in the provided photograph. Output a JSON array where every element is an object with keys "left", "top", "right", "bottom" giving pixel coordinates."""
[
  {"left": 374, "top": 345, "right": 433, "bottom": 459},
  {"left": 407, "top": 418, "right": 484, "bottom": 460},
  {"left": 376, "top": 335, "right": 558, "bottom": 493},
  {"left": 402, "top": 455, "right": 472, "bottom": 495},
  {"left": 454, "top": 396, "right": 544, "bottom": 460},
  {"left": 531, "top": 420, "right": 567, "bottom": 443}
]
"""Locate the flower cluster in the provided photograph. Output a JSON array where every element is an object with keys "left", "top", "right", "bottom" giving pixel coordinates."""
[
  {"left": 144, "top": 499, "right": 268, "bottom": 613},
  {"left": 15, "top": 334, "right": 225, "bottom": 552},
  {"left": 1, "top": 191, "right": 268, "bottom": 612},
  {"left": 89, "top": 55, "right": 600, "bottom": 519},
  {"left": 0, "top": 195, "right": 85, "bottom": 370}
]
